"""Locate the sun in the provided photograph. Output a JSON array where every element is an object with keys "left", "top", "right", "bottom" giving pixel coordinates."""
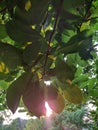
[{"left": 45, "top": 101, "right": 53, "bottom": 117}]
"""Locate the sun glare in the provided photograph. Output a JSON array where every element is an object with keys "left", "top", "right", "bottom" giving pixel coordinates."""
[{"left": 45, "top": 101, "right": 53, "bottom": 117}]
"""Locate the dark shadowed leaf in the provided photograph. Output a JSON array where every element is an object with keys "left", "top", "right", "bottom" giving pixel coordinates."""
[
  {"left": 5, "top": 20, "right": 42, "bottom": 42},
  {"left": 16, "top": 0, "right": 49, "bottom": 25},
  {"left": 0, "top": 42, "right": 22, "bottom": 70},
  {"left": 6, "top": 72, "right": 33, "bottom": 113},
  {"left": 23, "top": 37, "right": 46, "bottom": 66}
]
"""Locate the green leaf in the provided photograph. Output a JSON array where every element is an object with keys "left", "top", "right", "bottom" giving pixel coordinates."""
[
  {"left": 0, "top": 25, "right": 7, "bottom": 40},
  {"left": 6, "top": 72, "right": 33, "bottom": 113},
  {"left": 73, "top": 75, "right": 89, "bottom": 84},
  {"left": 5, "top": 20, "right": 42, "bottom": 42},
  {"left": 58, "top": 34, "right": 82, "bottom": 55},
  {"left": 0, "top": 42, "right": 22, "bottom": 71},
  {"left": 90, "top": 89, "right": 98, "bottom": 97},
  {"left": 61, "top": 29, "right": 76, "bottom": 44},
  {"left": 55, "top": 57, "right": 75, "bottom": 83},
  {"left": 15, "top": 0, "right": 49, "bottom": 25},
  {"left": 23, "top": 37, "right": 47, "bottom": 66},
  {"left": 63, "top": 0, "right": 84, "bottom": 15},
  {"left": 0, "top": 80, "right": 8, "bottom": 90},
  {"left": 78, "top": 36, "right": 93, "bottom": 60}
]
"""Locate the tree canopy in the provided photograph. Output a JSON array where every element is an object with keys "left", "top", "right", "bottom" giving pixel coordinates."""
[{"left": 0, "top": 0, "right": 98, "bottom": 117}]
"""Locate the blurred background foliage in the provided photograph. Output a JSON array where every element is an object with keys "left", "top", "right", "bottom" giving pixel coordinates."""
[{"left": 0, "top": 0, "right": 98, "bottom": 129}]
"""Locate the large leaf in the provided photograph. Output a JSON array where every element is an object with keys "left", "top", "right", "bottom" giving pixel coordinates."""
[
  {"left": 0, "top": 42, "right": 22, "bottom": 71},
  {"left": 5, "top": 20, "right": 42, "bottom": 42},
  {"left": 46, "top": 85, "right": 58, "bottom": 100},
  {"left": 63, "top": 84, "right": 83, "bottom": 104},
  {"left": 22, "top": 80, "right": 46, "bottom": 117},
  {"left": 23, "top": 37, "right": 47, "bottom": 66},
  {"left": 55, "top": 57, "right": 76, "bottom": 83},
  {"left": 48, "top": 93, "right": 65, "bottom": 113},
  {"left": 6, "top": 72, "right": 33, "bottom": 113},
  {"left": 15, "top": 0, "right": 49, "bottom": 25}
]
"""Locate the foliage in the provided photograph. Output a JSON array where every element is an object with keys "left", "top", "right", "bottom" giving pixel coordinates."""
[
  {"left": 0, "top": 118, "right": 27, "bottom": 130},
  {"left": 0, "top": 0, "right": 98, "bottom": 117},
  {"left": 0, "top": 107, "right": 85, "bottom": 130}
]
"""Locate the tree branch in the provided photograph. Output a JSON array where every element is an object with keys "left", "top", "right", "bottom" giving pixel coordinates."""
[
  {"left": 0, "top": 7, "right": 7, "bottom": 14},
  {"left": 43, "top": 0, "right": 63, "bottom": 76}
]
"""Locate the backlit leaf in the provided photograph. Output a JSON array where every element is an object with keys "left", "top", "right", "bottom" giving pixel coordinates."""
[
  {"left": 25, "top": 0, "right": 31, "bottom": 11},
  {"left": 48, "top": 93, "right": 65, "bottom": 113},
  {"left": 63, "top": 84, "right": 83, "bottom": 104},
  {"left": 22, "top": 80, "right": 46, "bottom": 117},
  {"left": 46, "top": 86, "right": 58, "bottom": 100}
]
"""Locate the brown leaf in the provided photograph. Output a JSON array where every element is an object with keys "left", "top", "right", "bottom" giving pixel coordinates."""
[{"left": 22, "top": 80, "right": 46, "bottom": 117}]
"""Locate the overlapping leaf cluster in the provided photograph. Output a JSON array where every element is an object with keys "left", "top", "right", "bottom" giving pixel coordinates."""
[{"left": 0, "top": 0, "right": 98, "bottom": 116}]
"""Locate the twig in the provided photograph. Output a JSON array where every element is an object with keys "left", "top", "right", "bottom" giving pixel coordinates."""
[
  {"left": 78, "top": 0, "right": 94, "bottom": 30},
  {"left": 87, "top": 16, "right": 98, "bottom": 21},
  {"left": 43, "top": 0, "right": 63, "bottom": 75},
  {"left": 0, "top": 7, "right": 7, "bottom": 13}
]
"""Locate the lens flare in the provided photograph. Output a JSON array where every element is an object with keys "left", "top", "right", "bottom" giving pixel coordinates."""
[{"left": 45, "top": 101, "right": 53, "bottom": 117}]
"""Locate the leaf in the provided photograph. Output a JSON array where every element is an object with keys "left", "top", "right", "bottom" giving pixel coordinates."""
[
  {"left": 6, "top": 72, "right": 33, "bottom": 113},
  {"left": 0, "top": 61, "right": 9, "bottom": 80},
  {"left": 39, "top": 55, "right": 54, "bottom": 71},
  {"left": 22, "top": 80, "right": 46, "bottom": 117},
  {"left": 58, "top": 35, "right": 81, "bottom": 55},
  {"left": 23, "top": 40, "right": 42, "bottom": 66},
  {"left": 58, "top": 31, "right": 89, "bottom": 55},
  {"left": 15, "top": 0, "right": 49, "bottom": 25},
  {"left": 0, "top": 42, "right": 22, "bottom": 71},
  {"left": 48, "top": 93, "right": 65, "bottom": 113},
  {"left": 0, "top": 25, "right": 7, "bottom": 40},
  {"left": 80, "top": 21, "right": 90, "bottom": 32},
  {"left": 61, "top": 29, "right": 76, "bottom": 43},
  {"left": 63, "top": 84, "right": 83, "bottom": 104},
  {"left": 0, "top": 80, "right": 8, "bottom": 90},
  {"left": 25, "top": 0, "right": 31, "bottom": 11},
  {"left": 63, "top": 0, "right": 84, "bottom": 15},
  {"left": 46, "top": 86, "right": 58, "bottom": 100},
  {"left": 0, "top": 62, "right": 9, "bottom": 74},
  {"left": 5, "top": 20, "right": 42, "bottom": 42},
  {"left": 73, "top": 75, "right": 88, "bottom": 84},
  {"left": 78, "top": 37, "right": 93, "bottom": 60},
  {"left": 90, "top": 89, "right": 98, "bottom": 97},
  {"left": 55, "top": 57, "right": 75, "bottom": 83}
]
